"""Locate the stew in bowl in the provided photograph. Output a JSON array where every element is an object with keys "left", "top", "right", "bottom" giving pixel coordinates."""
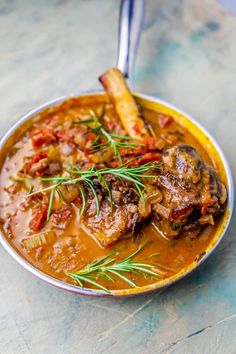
[{"left": 0, "top": 69, "right": 232, "bottom": 295}]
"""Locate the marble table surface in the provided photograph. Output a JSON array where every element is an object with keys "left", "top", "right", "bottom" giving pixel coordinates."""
[{"left": 0, "top": 1, "right": 236, "bottom": 353}]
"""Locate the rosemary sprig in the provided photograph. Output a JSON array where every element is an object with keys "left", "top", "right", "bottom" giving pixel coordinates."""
[
  {"left": 73, "top": 109, "right": 144, "bottom": 162},
  {"left": 28, "top": 162, "right": 160, "bottom": 220},
  {"left": 69, "top": 245, "right": 162, "bottom": 293}
]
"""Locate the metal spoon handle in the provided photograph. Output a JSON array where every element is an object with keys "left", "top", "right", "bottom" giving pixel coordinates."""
[{"left": 116, "top": 0, "right": 145, "bottom": 81}]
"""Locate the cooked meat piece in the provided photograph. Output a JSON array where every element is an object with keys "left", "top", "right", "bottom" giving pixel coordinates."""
[
  {"left": 162, "top": 144, "right": 202, "bottom": 183},
  {"left": 154, "top": 144, "right": 227, "bottom": 238},
  {"left": 82, "top": 201, "right": 138, "bottom": 247},
  {"left": 80, "top": 177, "right": 140, "bottom": 246},
  {"left": 153, "top": 203, "right": 171, "bottom": 220},
  {"left": 51, "top": 206, "right": 74, "bottom": 230},
  {"left": 81, "top": 144, "right": 227, "bottom": 244}
]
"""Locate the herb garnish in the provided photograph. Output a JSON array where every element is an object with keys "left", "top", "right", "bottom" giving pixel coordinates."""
[
  {"left": 69, "top": 244, "right": 163, "bottom": 293},
  {"left": 73, "top": 109, "right": 144, "bottom": 162},
  {"left": 28, "top": 162, "right": 160, "bottom": 220}
]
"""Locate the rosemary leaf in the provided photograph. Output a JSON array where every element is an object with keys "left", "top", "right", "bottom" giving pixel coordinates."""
[
  {"left": 106, "top": 269, "right": 137, "bottom": 288},
  {"left": 85, "top": 179, "right": 100, "bottom": 215},
  {"left": 70, "top": 274, "right": 110, "bottom": 293},
  {"left": 110, "top": 134, "right": 140, "bottom": 140},
  {"left": 47, "top": 187, "right": 56, "bottom": 222},
  {"left": 69, "top": 245, "right": 161, "bottom": 292},
  {"left": 77, "top": 184, "right": 86, "bottom": 216}
]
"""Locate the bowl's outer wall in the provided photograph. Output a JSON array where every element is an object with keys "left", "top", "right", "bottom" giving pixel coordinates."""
[{"left": 0, "top": 91, "right": 234, "bottom": 297}]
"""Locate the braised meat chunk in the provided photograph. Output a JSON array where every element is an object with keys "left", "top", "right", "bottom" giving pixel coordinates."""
[
  {"left": 82, "top": 201, "right": 138, "bottom": 246},
  {"left": 81, "top": 176, "right": 140, "bottom": 246},
  {"left": 154, "top": 145, "right": 227, "bottom": 238}
]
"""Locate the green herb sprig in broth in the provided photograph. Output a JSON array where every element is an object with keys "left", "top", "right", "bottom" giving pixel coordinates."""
[
  {"left": 73, "top": 109, "right": 144, "bottom": 163},
  {"left": 28, "top": 162, "right": 160, "bottom": 220},
  {"left": 69, "top": 244, "right": 164, "bottom": 293}
]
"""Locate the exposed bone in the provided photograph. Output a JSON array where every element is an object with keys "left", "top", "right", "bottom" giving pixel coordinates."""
[{"left": 99, "top": 68, "right": 149, "bottom": 138}]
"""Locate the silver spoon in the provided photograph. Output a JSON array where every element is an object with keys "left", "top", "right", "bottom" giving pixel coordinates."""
[{"left": 0, "top": 0, "right": 234, "bottom": 297}]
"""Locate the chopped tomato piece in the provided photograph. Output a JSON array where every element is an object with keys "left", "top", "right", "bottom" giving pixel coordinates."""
[
  {"left": 119, "top": 146, "right": 144, "bottom": 157},
  {"left": 74, "top": 195, "right": 82, "bottom": 207},
  {"left": 119, "top": 137, "right": 165, "bottom": 159},
  {"left": 143, "top": 137, "right": 166, "bottom": 151},
  {"left": 158, "top": 114, "right": 173, "bottom": 128},
  {"left": 56, "top": 130, "right": 74, "bottom": 145},
  {"left": 110, "top": 152, "right": 161, "bottom": 167},
  {"left": 31, "top": 126, "right": 57, "bottom": 147},
  {"left": 23, "top": 151, "right": 48, "bottom": 176},
  {"left": 143, "top": 137, "right": 157, "bottom": 150},
  {"left": 29, "top": 204, "right": 48, "bottom": 232},
  {"left": 130, "top": 152, "right": 161, "bottom": 166}
]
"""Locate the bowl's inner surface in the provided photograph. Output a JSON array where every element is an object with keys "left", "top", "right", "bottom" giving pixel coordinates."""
[{"left": 0, "top": 92, "right": 232, "bottom": 296}]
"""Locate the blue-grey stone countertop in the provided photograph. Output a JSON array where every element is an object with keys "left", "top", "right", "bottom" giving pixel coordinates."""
[{"left": 0, "top": 1, "right": 236, "bottom": 353}]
